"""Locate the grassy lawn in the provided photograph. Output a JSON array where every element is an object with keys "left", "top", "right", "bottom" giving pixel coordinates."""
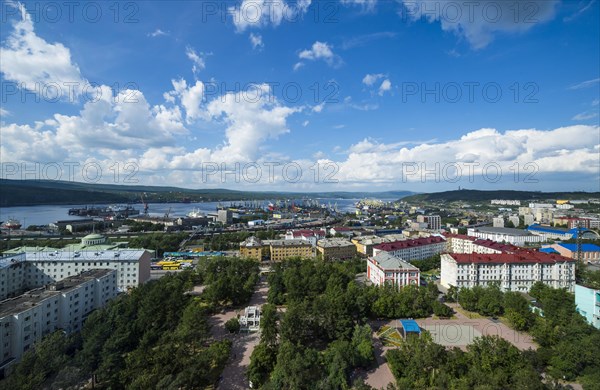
[
  {"left": 377, "top": 325, "right": 403, "bottom": 347},
  {"left": 454, "top": 306, "right": 485, "bottom": 319}
]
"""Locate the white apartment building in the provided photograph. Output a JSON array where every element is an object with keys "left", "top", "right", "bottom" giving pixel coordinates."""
[
  {"left": 467, "top": 227, "right": 544, "bottom": 245},
  {"left": 492, "top": 217, "right": 505, "bottom": 228},
  {"left": 367, "top": 252, "right": 420, "bottom": 288},
  {"left": 0, "top": 255, "right": 27, "bottom": 301},
  {"left": 0, "top": 269, "right": 117, "bottom": 375},
  {"left": 373, "top": 236, "right": 446, "bottom": 261},
  {"left": 491, "top": 200, "right": 521, "bottom": 206},
  {"left": 416, "top": 215, "right": 442, "bottom": 230},
  {"left": 22, "top": 249, "right": 151, "bottom": 291},
  {"left": 444, "top": 234, "right": 521, "bottom": 255},
  {"left": 440, "top": 252, "right": 576, "bottom": 292}
]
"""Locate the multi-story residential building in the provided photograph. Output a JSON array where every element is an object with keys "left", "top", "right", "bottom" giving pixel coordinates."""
[
  {"left": 492, "top": 217, "right": 505, "bottom": 228},
  {"left": 524, "top": 214, "right": 535, "bottom": 226},
  {"left": 444, "top": 234, "right": 521, "bottom": 254},
  {"left": 373, "top": 236, "right": 446, "bottom": 261},
  {"left": 0, "top": 254, "right": 27, "bottom": 301},
  {"left": 4, "top": 234, "right": 151, "bottom": 292},
  {"left": 527, "top": 224, "right": 599, "bottom": 241},
  {"left": 440, "top": 252, "right": 576, "bottom": 292},
  {"left": 508, "top": 215, "right": 520, "bottom": 227},
  {"left": 491, "top": 200, "right": 521, "bottom": 206},
  {"left": 467, "top": 226, "right": 544, "bottom": 245},
  {"left": 0, "top": 269, "right": 117, "bottom": 376},
  {"left": 264, "top": 239, "right": 314, "bottom": 261},
  {"left": 329, "top": 227, "right": 354, "bottom": 238},
  {"left": 284, "top": 229, "right": 326, "bottom": 247},
  {"left": 316, "top": 238, "right": 357, "bottom": 260},
  {"left": 550, "top": 243, "right": 600, "bottom": 262},
  {"left": 217, "top": 209, "right": 233, "bottom": 224},
  {"left": 239, "top": 236, "right": 264, "bottom": 261},
  {"left": 367, "top": 252, "right": 420, "bottom": 288},
  {"left": 416, "top": 215, "right": 441, "bottom": 230},
  {"left": 21, "top": 249, "right": 150, "bottom": 292},
  {"left": 575, "top": 284, "right": 600, "bottom": 329}
]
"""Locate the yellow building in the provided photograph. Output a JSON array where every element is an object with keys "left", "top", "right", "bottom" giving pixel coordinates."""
[
  {"left": 239, "top": 236, "right": 264, "bottom": 261},
  {"left": 317, "top": 238, "right": 357, "bottom": 260},
  {"left": 265, "top": 239, "right": 314, "bottom": 261}
]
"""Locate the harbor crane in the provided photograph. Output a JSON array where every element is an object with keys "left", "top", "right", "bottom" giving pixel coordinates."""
[{"left": 140, "top": 193, "right": 149, "bottom": 215}]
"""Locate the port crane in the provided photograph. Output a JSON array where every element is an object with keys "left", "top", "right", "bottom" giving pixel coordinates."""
[{"left": 140, "top": 193, "right": 149, "bottom": 215}]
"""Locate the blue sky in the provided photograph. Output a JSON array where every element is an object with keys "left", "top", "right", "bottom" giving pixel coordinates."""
[{"left": 0, "top": 0, "right": 599, "bottom": 192}]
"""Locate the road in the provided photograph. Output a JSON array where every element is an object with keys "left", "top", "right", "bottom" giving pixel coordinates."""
[{"left": 213, "top": 276, "right": 269, "bottom": 390}]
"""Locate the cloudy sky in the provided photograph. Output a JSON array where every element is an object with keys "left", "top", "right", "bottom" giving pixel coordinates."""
[{"left": 0, "top": 0, "right": 598, "bottom": 192}]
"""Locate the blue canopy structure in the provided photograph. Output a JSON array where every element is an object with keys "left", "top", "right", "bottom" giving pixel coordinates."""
[{"left": 399, "top": 319, "right": 421, "bottom": 337}]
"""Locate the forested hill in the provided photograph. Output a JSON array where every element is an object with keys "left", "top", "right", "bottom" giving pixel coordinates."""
[
  {"left": 0, "top": 179, "right": 414, "bottom": 206},
  {"left": 402, "top": 189, "right": 599, "bottom": 203}
]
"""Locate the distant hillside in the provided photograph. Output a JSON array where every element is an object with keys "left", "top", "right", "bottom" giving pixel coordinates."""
[
  {"left": 402, "top": 189, "right": 600, "bottom": 203},
  {"left": 0, "top": 180, "right": 414, "bottom": 207}
]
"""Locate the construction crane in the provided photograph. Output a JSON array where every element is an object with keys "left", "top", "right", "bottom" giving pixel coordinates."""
[{"left": 140, "top": 193, "right": 149, "bottom": 215}]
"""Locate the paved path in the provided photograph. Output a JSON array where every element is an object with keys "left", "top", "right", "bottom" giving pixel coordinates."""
[
  {"left": 364, "top": 333, "right": 395, "bottom": 390},
  {"left": 216, "top": 276, "right": 269, "bottom": 390}
]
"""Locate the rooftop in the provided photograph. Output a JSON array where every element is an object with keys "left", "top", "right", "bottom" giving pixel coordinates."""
[
  {"left": 0, "top": 253, "right": 26, "bottom": 269},
  {"left": 266, "top": 239, "right": 312, "bottom": 247},
  {"left": 471, "top": 226, "right": 535, "bottom": 236},
  {"left": 0, "top": 269, "right": 115, "bottom": 318},
  {"left": 370, "top": 252, "right": 419, "bottom": 271},
  {"left": 557, "top": 243, "right": 600, "bottom": 252},
  {"left": 317, "top": 238, "right": 355, "bottom": 248},
  {"left": 374, "top": 236, "right": 445, "bottom": 251},
  {"left": 399, "top": 319, "right": 421, "bottom": 334},
  {"left": 448, "top": 251, "right": 575, "bottom": 265},
  {"left": 10, "top": 249, "right": 149, "bottom": 262}
]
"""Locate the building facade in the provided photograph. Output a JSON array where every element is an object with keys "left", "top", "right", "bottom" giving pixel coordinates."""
[
  {"left": 467, "top": 226, "right": 544, "bottom": 245},
  {"left": 265, "top": 240, "right": 314, "bottom": 261},
  {"left": 575, "top": 284, "right": 600, "bottom": 329},
  {"left": 367, "top": 252, "right": 420, "bottom": 288},
  {"left": 550, "top": 243, "right": 600, "bottom": 262},
  {"left": 239, "top": 236, "right": 264, "bottom": 261},
  {"left": 0, "top": 269, "right": 117, "bottom": 376},
  {"left": 440, "top": 252, "right": 576, "bottom": 292},
  {"left": 316, "top": 238, "right": 357, "bottom": 260},
  {"left": 0, "top": 255, "right": 27, "bottom": 301},
  {"left": 372, "top": 236, "right": 446, "bottom": 261}
]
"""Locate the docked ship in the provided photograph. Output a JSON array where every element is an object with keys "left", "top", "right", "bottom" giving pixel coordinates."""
[
  {"left": 187, "top": 208, "right": 207, "bottom": 218},
  {"left": 2, "top": 218, "right": 22, "bottom": 230}
]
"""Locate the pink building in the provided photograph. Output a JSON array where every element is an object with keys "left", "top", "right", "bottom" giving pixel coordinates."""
[{"left": 367, "top": 252, "right": 420, "bottom": 288}]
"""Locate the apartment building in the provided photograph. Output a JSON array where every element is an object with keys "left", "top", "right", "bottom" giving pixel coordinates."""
[
  {"left": 491, "top": 199, "right": 521, "bottom": 206},
  {"left": 316, "top": 238, "right": 357, "bottom": 260},
  {"left": 416, "top": 215, "right": 442, "bottom": 230},
  {"left": 372, "top": 236, "right": 446, "bottom": 261},
  {"left": 0, "top": 269, "right": 117, "bottom": 376},
  {"left": 3, "top": 234, "right": 151, "bottom": 292},
  {"left": 22, "top": 249, "right": 151, "bottom": 291},
  {"left": 264, "top": 239, "right": 314, "bottom": 261},
  {"left": 492, "top": 217, "right": 505, "bottom": 228},
  {"left": 284, "top": 229, "right": 326, "bottom": 247},
  {"left": 440, "top": 252, "right": 576, "bottom": 292},
  {"left": 367, "top": 252, "right": 420, "bottom": 288},
  {"left": 239, "top": 236, "right": 264, "bottom": 261},
  {"left": 444, "top": 234, "right": 521, "bottom": 254},
  {"left": 0, "top": 255, "right": 27, "bottom": 301},
  {"left": 575, "top": 284, "right": 600, "bottom": 329}
]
